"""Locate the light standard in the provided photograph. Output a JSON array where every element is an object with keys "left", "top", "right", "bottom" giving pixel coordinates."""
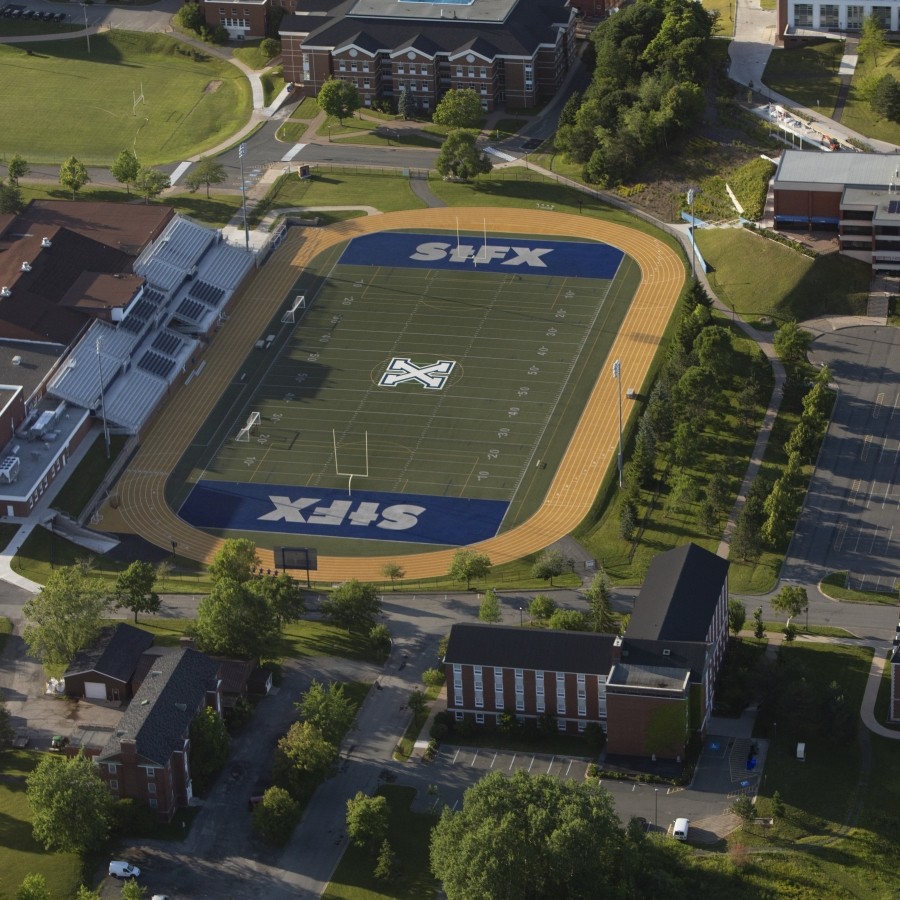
[
  {"left": 519, "top": 606, "right": 524, "bottom": 626},
  {"left": 805, "top": 605, "right": 809, "bottom": 631},
  {"left": 612, "top": 359, "right": 623, "bottom": 488},
  {"left": 95, "top": 338, "right": 109, "bottom": 459},
  {"left": 171, "top": 540, "right": 177, "bottom": 558},
  {"left": 238, "top": 142, "right": 249, "bottom": 251},
  {"left": 687, "top": 188, "right": 699, "bottom": 280},
  {"left": 81, "top": 2, "right": 91, "bottom": 54},
  {"left": 654, "top": 788, "right": 659, "bottom": 829}
]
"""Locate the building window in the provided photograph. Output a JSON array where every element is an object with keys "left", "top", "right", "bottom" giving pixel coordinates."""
[
  {"left": 107, "top": 763, "right": 118, "bottom": 775},
  {"left": 145, "top": 767, "right": 156, "bottom": 779},
  {"left": 872, "top": 6, "right": 891, "bottom": 28},
  {"left": 338, "top": 61, "right": 347, "bottom": 71},
  {"left": 468, "top": 67, "right": 474, "bottom": 77},
  {"left": 363, "top": 78, "right": 370, "bottom": 89},
  {"left": 350, "top": 61, "right": 358, "bottom": 72},
  {"left": 577, "top": 720, "right": 586, "bottom": 733},
  {"left": 109, "top": 779, "right": 119, "bottom": 790},
  {"left": 420, "top": 81, "right": 428, "bottom": 91},
  {"left": 793, "top": 3, "right": 812, "bottom": 26},
  {"left": 557, "top": 718, "right": 566, "bottom": 731},
  {"left": 149, "top": 798, "right": 158, "bottom": 809},
  {"left": 820, "top": 4, "right": 839, "bottom": 27},
  {"left": 475, "top": 691, "right": 484, "bottom": 708},
  {"left": 536, "top": 697, "right": 545, "bottom": 712},
  {"left": 516, "top": 696, "right": 524, "bottom": 711},
  {"left": 455, "top": 711, "right": 464, "bottom": 722},
  {"left": 578, "top": 699, "right": 586, "bottom": 716},
  {"left": 420, "top": 65, "right": 428, "bottom": 75},
  {"left": 475, "top": 712, "right": 485, "bottom": 724},
  {"left": 480, "top": 67, "right": 487, "bottom": 78},
  {"left": 496, "top": 692, "right": 504, "bottom": 709},
  {"left": 456, "top": 66, "right": 463, "bottom": 77},
  {"left": 454, "top": 692, "right": 463, "bottom": 706},
  {"left": 363, "top": 61, "right": 370, "bottom": 72},
  {"left": 148, "top": 782, "right": 157, "bottom": 794}
]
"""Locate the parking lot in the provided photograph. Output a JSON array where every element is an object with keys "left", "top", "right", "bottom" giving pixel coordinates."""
[{"left": 1, "top": 4, "right": 68, "bottom": 22}]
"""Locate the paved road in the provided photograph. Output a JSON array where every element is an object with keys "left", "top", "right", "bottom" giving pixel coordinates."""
[{"left": 782, "top": 325, "right": 900, "bottom": 597}]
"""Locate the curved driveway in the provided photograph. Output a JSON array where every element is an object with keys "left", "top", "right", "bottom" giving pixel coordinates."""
[{"left": 98, "top": 208, "right": 683, "bottom": 580}]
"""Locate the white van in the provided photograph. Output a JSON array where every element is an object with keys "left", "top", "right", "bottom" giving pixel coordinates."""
[{"left": 672, "top": 818, "right": 690, "bottom": 841}]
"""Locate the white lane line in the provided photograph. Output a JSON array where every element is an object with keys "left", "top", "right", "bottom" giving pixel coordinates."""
[
  {"left": 862, "top": 434, "right": 873, "bottom": 461},
  {"left": 508, "top": 753, "right": 517, "bottom": 771},
  {"left": 490, "top": 752, "right": 497, "bottom": 769},
  {"left": 452, "top": 748, "right": 460, "bottom": 764},
  {"left": 528, "top": 755, "right": 536, "bottom": 772},
  {"left": 866, "top": 481, "right": 877, "bottom": 509},
  {"left": 869, "top": 526, "right": 881, "bottom": 553},
  {"left": 281, "top": 143, "right": 307, "bottom": 162},
  {"left": 886, "top": 525, "right": 895, "bottom": 549},
  {"left": 547, "top": 755, "right": 556, "bottom": 775},
  {"left": 470, "top": 750, "right": 479, "bottom": 767},
  {"left": 168, "top": 160, "right": 193, "bottom": 185},
  {"left": 891, "top": 394, "right": 900, "bottom": 420}
]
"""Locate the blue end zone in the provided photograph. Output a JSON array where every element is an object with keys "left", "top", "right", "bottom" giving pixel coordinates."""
[
  {"left": 339, "top": 232, "right": 624, "bottom": 280},
  {"left": 179, "top": 480, "right": 509, "bottom": 546}
]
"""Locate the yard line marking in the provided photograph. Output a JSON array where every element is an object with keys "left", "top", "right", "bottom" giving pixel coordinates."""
[
  {"left": 862, "top": 434, "right": 873, "bottom": 462},
  {"left": 873, "top": 392, "right": 885, "bottom": 419},
  {"left": 508, "top": 753, "right": 517, "bottom": 771},
  {"left": 168, "top": 160, "right": 193, "bottom": 185},
  {"left": 281, "top": 143, "right": 307, "bottom": 162}
]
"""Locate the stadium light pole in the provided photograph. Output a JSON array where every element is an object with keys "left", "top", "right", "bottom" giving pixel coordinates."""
[
  {"left": 613, "top": 359, "right": 623, "bottom": 489},
  {"left": 239, "top": 142, "right": 249, "bottom": 251},
  {"left": 81, "top": 2, "right": 90, "bottom": 54},
  {"left": 95, "top": 338, "right": 109, "bottom": 459},
  {"left": 687, "top": 188, "right": 696, "bottom": 280}
]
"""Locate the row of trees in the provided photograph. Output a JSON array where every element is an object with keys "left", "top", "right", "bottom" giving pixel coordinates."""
[
  {"left": 554, "top": 0, "right": 716, "bottom": 185},
  {"left": 0, "top": 153, "right": 28, "bottom": 214}
]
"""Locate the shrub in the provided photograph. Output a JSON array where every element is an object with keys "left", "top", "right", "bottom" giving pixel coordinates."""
[
  {"left": 110, "top": 798, "right": 156, "bottom": 837},
  {"left": 422, "top": 668, "right": 445, "bottom": 688},
  {"left": 260, "top": 38, "right": 281, "bottom": 59},
  {"left": 430, "top": 722, "right": 448, "bottom": 741}
]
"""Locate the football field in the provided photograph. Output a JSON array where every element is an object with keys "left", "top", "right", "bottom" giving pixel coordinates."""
[{"left": 175, "top": 229, "right": 640, "bottom": 548}]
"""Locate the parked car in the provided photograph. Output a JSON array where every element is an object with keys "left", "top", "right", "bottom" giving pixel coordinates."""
[
  {"left": 109, "top": 861, "right": 141, "bottom": 880},
  {"left": 151, "top": 895, "right": 170, "bottom": 900}
]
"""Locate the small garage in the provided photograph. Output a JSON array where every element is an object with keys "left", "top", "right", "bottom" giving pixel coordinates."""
[{"left": 63, "top": 624, "right": 155, "bottom": 702}]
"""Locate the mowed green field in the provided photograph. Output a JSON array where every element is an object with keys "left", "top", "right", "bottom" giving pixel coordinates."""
[
  {"left": 176, "top": 232, "right": 641, "bottom": 544},
  {"left": 0, "top": 32, "right": 251, "bottom": 165}
]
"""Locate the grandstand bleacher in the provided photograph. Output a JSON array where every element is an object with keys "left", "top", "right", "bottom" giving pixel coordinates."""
[
  {"left": 138, "top": 350, "right": 175, "bottom": 379},
  {"left": 189, "top": 281, "right": 225, "bottom": 306}
]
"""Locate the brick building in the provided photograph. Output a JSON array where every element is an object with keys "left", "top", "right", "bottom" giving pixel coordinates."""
[
  {"left": 279, "top": 0, "right": 577, "bottom": 113},
  {"left": 201, "top": 0, "right": 269, "bottom": 39},
  {"left": 444, "top": 543, "right": 730, "bottom": 760}
]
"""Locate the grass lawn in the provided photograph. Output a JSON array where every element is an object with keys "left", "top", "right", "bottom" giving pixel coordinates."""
[
  {"left": 763, "top": 40, "right": 844, "bottom": 119},
  {"left": 334, "top": 129, "right": 441, "bottom": 148},
  {"left": 276, "top": 97, "right": 321, "bottom": 141},
  {"left": 490, "top": 118, "right": 527, "bottom": 138},
  {"left": 819, "top": 571, "right": 899, "bottom": 604},
  {"left": 232, "top": 41, "right": 277, "bottom": 70},
  {"left": 318, "top": 114, "right": 382, "bottom": 139},
  {"left": 579, "top": 324, "right": 770, "bottom": 587},
  {"left": 261, "top": 67, "right": 286, "bottom": 106},
  {"left": 702, "top": 0, "right": 736, "bottom": 35},
  {"left": 393, "top": 683, "right": 443, "bottom": 761},
  {"left": 842, "top": 43, "right": 900, "bottom": 145},
  {"left": 695, "top": 227, "right": 870, "bottom": 324},
  {"left": 323, "top": 785, "right": 439, "bottom": 900},
  {"left": 0, "top": 751, "right": 83, "bottom": 900},
  {"left": 0, "top": 19, "right": 81, "bottom": 37},
  {"left": 0, "top": 32, "right": 252, "bottom": 165},
  {"left": 48, "top": 434, "right": 128, "bottom": 519}
]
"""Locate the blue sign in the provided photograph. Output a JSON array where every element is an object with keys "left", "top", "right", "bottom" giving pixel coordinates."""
[
  {"left": 338, "top": 232, "right": 625, "bottom": 280},
  {"left": 179, "top": 480, "right": 509, "bottom": 546}
]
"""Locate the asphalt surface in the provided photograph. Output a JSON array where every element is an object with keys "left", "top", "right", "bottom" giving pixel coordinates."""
[{"left": 782, "top": 326, "right": 900, "bottom": 596}]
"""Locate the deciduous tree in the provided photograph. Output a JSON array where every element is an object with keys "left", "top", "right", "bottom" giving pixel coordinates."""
[
  {"left": 297, "top": 680, "right": 356, "bottom": 745},
  {"left": 189, "top": 706, "right": 230, "bottom": 792},
  {"left": 114, "top": 560, "right": 160, "bottom": 623},
  {"left": 547, "top": 608, "right": 588, "bottom": 631},
  {"left": 110, "top": 149, "right": 140, "bottom": 194},
  {"left": 860, "top": 12, "right": 887, "bottom": 64},
  {"left": 16, "top": 874, "right": 50, "bottom": 900},
  {"left": 435, "top": 130, "right": 491, "bottom": 182},
  {"left": 252, "top": 786, "right": 299, "bottom": 845},
  {"left": 22, "top": 567, "right": 109, "bottom": 666},
  {"left": 478, "top": 587, "right": 502, "bottom": 623},
  {"left": 531, "top": 549, "right": 568, "bottom": 585},
  {"left": 120, "top": 881, "right": 146, "bottom": 900},
  {"left": 273, "top": 721, "right": 337, "bottom": 801},
  {"left": 773, "top": 320, "right": 812, "bottom": 363},
  {"left": 185, "top": 157, "right": 227, "bottom": 198},
  {"left": 374, "top": 838, "right": 395, "bottom": 881},
  {"left": 430, "top": 771, "right": 624, "bottom": 900},
  {"left": 210, "top": 538, "right": 260, "bottom": 582},
  {"left": 432, "top": 88, "right": 483, "bottom": 128},
  {"left": 193, "top": 577, "right": 280, "bottom": 659},
  {"left": 59, "top": 156, "right": 89, "bottom": 200},
  {"left": 771, "top": 585, "right": 807, "bottom": 625},
  {"left": 320, "top": 580, "right": 382, "bottom": 632},
  {"left": 346, "top": 791, "right": 389, "bottom": 849},
  {"left": 135, "top": 167, "right": 170, "bottom": 203},
  {"left": 74, "top": 888, "right": 102, "bottom": 900},
  {"left": 529, "top": 594, "right": 556, "bottom": 622},
  {"left": 252, "top": 571, "right": 305, "bottom": 630},
  {"left": 7, "top": 153, "right": 29, "bottom": 186},
  {"left": 408, "top": 688, "right": 428, "bottom": 723},
  {"left": 381, "top": 561, "right": 405, "bottom": 589},
  {"left": 27, "top": 751, "right": 112, "bottom": 854},
  {"left": 260, "top": 37, "right": 280, "bottom": 59},
  {"left": 317, "top": 78, "right": 360, "bottom": 123},
  {"left": 448, "top": 549, "right": 492, "bottom": 588}
]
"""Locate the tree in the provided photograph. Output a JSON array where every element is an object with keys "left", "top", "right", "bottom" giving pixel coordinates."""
[
  {"left": 699, "top": 500, "right": 718, "bottom": 534},
  {"left": 252, "top": 571, "right": 305, "bottom": 630},
  {"left": 432, "top": 88, "right": 484, "bottom": 128},
  {"left": 189, "top": 706, "right": 230, "bottom": 792},
  {"left": 175, "top": 1, "right": 205, "bottom": 31},
  {"left": 531, "top": 549, "right": 568, "bottom": 586},
  {"left": 693, "top": 325, "right": 732, "bottom": 383},
  {"left": 771, "top": 585, "right": 807, "bottom": 625},
  {"left": 260, "top": 37, "right": 280, "bottom": 59},
  {"left": 529, "top": 594, "right": 557, "bottom": 622},
  {"left": 732, "top": 502, "right": 763, "bottom": 561},
  {"left": 297, "top": 680, "right": 356, "bottom": 745},
  {"left": 773, "top": 320, "right": 812, "bottom": 363},
  {"left": 252, "top": 786, "right": 299, "bottom": 846},
  {"left": 58, "top": 156, "right": 89, "bottom": 200},
  {"left": 7, "top": 153, "right": 29, "bottom": 186},
  {"left": 120, "top": 882, "right": 146, "bottom": 900},
  {"left": 430, "top": 770, "right": 624, "bottom": 900},
  {"left": 16, "top": 874, "right": 50, "bottom": 900},
  {"left": 374, "top": 838, "right": 396, "bottom": 881},
  {"left": 785, "top": 419, "right": 815, "bottom": 459},
  {"left": 27, "top": 751, "right": 112, "bottom": 854},
  {"left": 860, "top": 12, "right": 887, "bottom": 64},
  {"left": 185, "top": 156, "right": 227, "bottom": 199},
  {"left": 408, "top": 688, "right": 428, "bottom": 723},
  {"left": 110, "top": 149, "right": 140, "bottom": 194},
  {"left": 193, "top": 577, "right": 279, "bottom": 659},
  {"left": 0, "top": 181, "right": 25, "bottom": 215},
  {"left": 771, "top": 790, "right": 785, "bottom": 819},
  {"left": 753, "top": 606, "right": 766, "bottom": 640},
  {"left": 397, "top": 88, "right": 414, "bottom": 120},
  {"left": 585, "top": 574, "right": 616, "bottom": 633},
  {"left": 317, "top": 78, "right": 361, "bottom": 123},
  {"left": 381, "top": 561, "right": 405, "bottom": 589},
  {"left": 674, "top": 366, "right": 715, "bottom": 421},
  {"left": 619, "top": 497, "right": 637, "bottom": 542},
  {"left": 783, "top": 622, "right": 798, "bottom": 643},
  {"left": 273, "top": 721, "right": 337, "bottom": 801},
  {"left": 346, "top": 791, "right": 389, "bottom": 849},
  {"left": 135, "top": 167, "right": 170, "bottom": 203},
  {"left": 732, "top": 794, "right": 755, "bottom": 820},
  {"left": 209, "top": 538, "right": 259, "bottom": 582},
  {"left": 478, "top": 587, "right": 502, "bottom": 623},
  {"left": 761, "top": 480, "right": 794, "bottom": 548},
  {"left": 320, "top": 580, "right": 382, "bottom": 632},
  {"left": 801, "top": 381, "right": 831, "bottom": 426},
  {"left": 872, "top": 74, "right": 900, "bottom": 121},
  {"left": 74, "top": 888, "right": 102, "bottom": 900},
  {"left": 423, "top": 668, "right": 445, "bottom": 688},
  {"left": 114, "top": 560, "right": 160, "bottom": 623},
  {"left": 22, "top": 566, "right": 109, "bottom": 667},
  {"left": 728, "top": 598, "right": 747, "bottom": 636},
  {"left": 547, "top": 608, "right": 588, "bottom": 631},
  {"left": 435, "top": 129, "right": 492, "bottom": 182},
  {"left": 0, "top": 692, "right": 13, "bottom": 750},
  {"left": 448, "top": 549, "right": 492, "bottom": 589},
  {"left": 672, "top": 419, "right": 701, "bottom": 469}
]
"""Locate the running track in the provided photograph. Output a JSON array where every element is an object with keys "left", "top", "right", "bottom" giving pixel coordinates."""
[{"left": 97, "top": 208, "right": 684, "bottom": 581}]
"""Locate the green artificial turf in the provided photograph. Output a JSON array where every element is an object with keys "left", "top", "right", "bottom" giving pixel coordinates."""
[{"left": 0, "top": 32, "right": 252, "bottom": 165}]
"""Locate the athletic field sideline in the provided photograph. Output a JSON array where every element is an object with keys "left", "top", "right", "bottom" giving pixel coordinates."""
[
  {"left": 170, "top": 229, "right": 641, "bottom": 551},
  {"left": 98, "top": 209, "right": 684, "bottom": 581}
]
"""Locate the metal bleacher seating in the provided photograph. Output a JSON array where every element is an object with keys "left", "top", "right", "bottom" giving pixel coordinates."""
[
  {"left": 175, "top": 298, "right": 207, "bottom": 323},
  {"left": 138, "top": 350, "right": 175, "bottom": 379},
  {"left": 151, "top": 331, "right": 184, "bottom": 356},
  {"left": 189, "top": 281, "right": 225, "bottom": 306}
]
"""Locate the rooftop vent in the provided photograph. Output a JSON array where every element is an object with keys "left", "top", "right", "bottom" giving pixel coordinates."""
[
  {"left": 662, "top": 649, "right": 671, "bottom": 656},
  {"left": 174, "top": 703, "right": 187, "bottom": 712},
  {"left": 20, "top": 262, "right": 32, "bottom": 273},
  {"left": 0, "top": 288, "right": 10, "bottom": 299},
  {"left": 41, "top": 237, "right": 52, "bottom": 249}
]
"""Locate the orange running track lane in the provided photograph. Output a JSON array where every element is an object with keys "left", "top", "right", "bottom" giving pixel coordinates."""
[{"left": 98, "top": 208, "right": 684, "bottom": 581}]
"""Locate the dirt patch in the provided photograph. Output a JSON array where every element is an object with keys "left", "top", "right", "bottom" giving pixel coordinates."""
[{"left": 205, "top": 80, "right": 223, "bottom": 94}]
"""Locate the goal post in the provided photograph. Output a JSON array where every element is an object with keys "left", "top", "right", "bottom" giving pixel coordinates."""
[
  {"left": 333, "top": 429, "right": 369, "bottom": 495},
  {"left": 282, "top": 294, "right": 306, "bottom": 324},
  {"left": 236, "top": 411, "right": 261, "bottom": 442}
]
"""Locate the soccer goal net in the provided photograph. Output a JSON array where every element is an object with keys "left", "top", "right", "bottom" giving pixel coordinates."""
[
  {"left": 236, "top": 411, "right": 261, "bottom": 442},
  {"left": 282, "top": 294, "right": 306, "bottom": 324}
]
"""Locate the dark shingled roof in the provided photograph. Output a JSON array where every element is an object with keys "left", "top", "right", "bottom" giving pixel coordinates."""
[
  {"left": 445, "top": 623, "right": 615, "bottom": 674},
  {"left": 64, "top": 624, "right": 155, "bottom": 684},
  {"left": 618, "top": 638, "right": 708, "bottom": 683},
  {"left": 626, "top": 543, "right": 729, "bottom": 643},
  {"left": 98, "top": 648, "right": 218, "bottom": 767}
]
